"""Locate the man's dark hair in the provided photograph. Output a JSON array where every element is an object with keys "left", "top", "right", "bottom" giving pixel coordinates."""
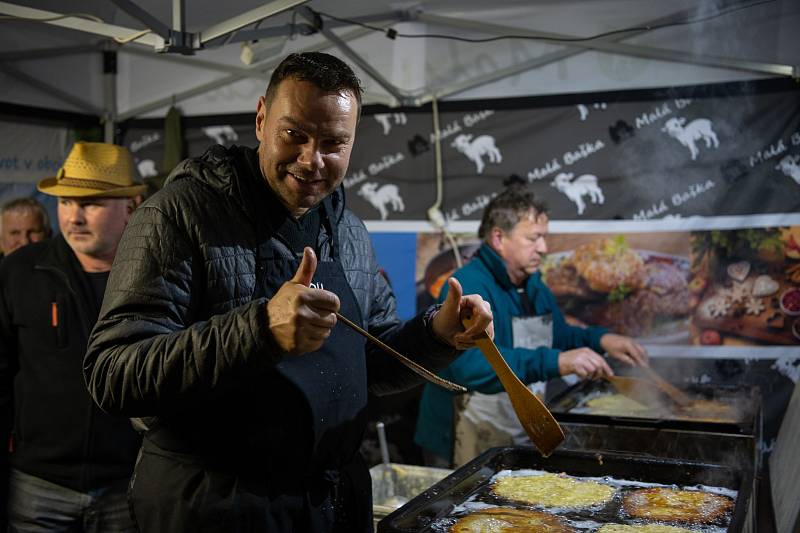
[
  {"left": 1, "top": 196, "right": 52, "bottom": 238},
  {"left": 265, "top": 52, "right": 363, "bottom": 116},
  {"left": 477, "top": 185, "right": 548, "bottom": 241}
]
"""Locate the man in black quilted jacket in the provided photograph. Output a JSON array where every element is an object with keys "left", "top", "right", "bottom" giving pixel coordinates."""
[{"left": 83, "top": 52, "right": 493, "bottom": 532}]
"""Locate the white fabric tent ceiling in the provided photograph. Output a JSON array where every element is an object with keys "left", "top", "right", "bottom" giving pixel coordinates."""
[{"left": 1, "top": 0, "right": 798, "bottom": 122}]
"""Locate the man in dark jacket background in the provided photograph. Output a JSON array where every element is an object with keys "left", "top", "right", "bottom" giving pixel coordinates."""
[
  {"left": 0, "top": 142, "right": 144, "bottom": 531},
  {"left": 83, "top": 52, "right": 493, "bottom": 532},
  {"left": 0, "top": 197, "right": 52, "bottom": 258}
]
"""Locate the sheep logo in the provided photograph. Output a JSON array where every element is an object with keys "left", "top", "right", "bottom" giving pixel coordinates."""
[
  {"left": 775, "top": 154, "right": 800, "bottom": 186},
  {"left": 358, "top": 182, "right": 405, "bottom": 220},
  {"left": 203, "top": 125, "right": 239, "bottom": 146},
  {"left": 137, "top": 159, "right": 158, "bottom": 178},
  {"left": 374, "top": 113, "right": 407, "bottom": 135},
  {"left": 551, "top": 172, "right": 605, "bottom": 215},
  {"left": 661, "top": 117, "right": 719, "bottom": 160},
  {"left": 451, "top": 134, "right": 502, "bottom": 174}
]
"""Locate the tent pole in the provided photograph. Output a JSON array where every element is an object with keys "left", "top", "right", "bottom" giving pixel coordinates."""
[
  {"left": 103, "top": 50, "right": 118, "bottom": 143},
  {"left": 172, "top": 0, "right": 185, "bottom": 32}
]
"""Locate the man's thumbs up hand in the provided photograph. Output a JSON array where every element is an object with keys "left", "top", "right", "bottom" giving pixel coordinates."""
[
  {"left": 291, "top": 246, "right": 318, "bottom": 287},
  {"left": 431, "top": 277, "right": 493, "bottom": 350},
  {"left": 267, "top": 247, "right": 340, "bottom": 355}
]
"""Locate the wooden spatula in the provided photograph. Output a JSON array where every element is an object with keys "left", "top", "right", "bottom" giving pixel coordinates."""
[
  {"left": 641, "top": 367, "right": 693, "bottom": 407},
  {"left": 464, "top": 320, "right": 564, "bottom": 457},
  {"left": 604, "top": 375, "right": 669, "bottom": 409}
]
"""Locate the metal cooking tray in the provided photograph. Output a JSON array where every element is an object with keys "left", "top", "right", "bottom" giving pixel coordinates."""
[
  {"left": 377, "top": 447, "right": 751, "bottom": 533},
  {"left": 547, "top": 381, "right": 761, "bottom": 436}
]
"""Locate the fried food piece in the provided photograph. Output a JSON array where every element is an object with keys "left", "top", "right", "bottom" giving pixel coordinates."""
[
  {"left": 623, "top": 487, "right": 733, "bottom": 523},
  {"left": 491, "top": 473, "right": 615, "bottom": 508},
  {"left": 584, "top": 393, "right": 655, "bottom": 416},
  {"left": 571, "top": 238, "right": 645, "bottom": 293},
  {"left": 597, "top": 524, "right": 696, "bottom": 533},
  {"left": 450, "top": 507, "right": 574, "bottom": 533}
]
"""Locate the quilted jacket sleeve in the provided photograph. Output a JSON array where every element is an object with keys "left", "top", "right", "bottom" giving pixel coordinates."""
[
  {"left": 83, "top": 204, "right": 277, "bottom": 418},
  {"left": 339, "top": 215, "right": 458, "bottom": 396}
]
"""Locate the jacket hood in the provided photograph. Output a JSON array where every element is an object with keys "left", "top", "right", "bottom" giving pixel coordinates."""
[{"left": 165, "top": 144, "right": 347, "bottom": 225}]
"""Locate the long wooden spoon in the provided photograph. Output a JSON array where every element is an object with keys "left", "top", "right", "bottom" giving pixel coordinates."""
[
  {"left": 641, "top": 367, "right": 693, "bottom": 407},
  {"left": 335, "top": 311, "right": 466, "bottom": 393},
  {"left": 604, "top": 375, "right": 669, "bottom": 409},
  {"left": 464, "top": 318, "right": 564, "bottom": 457}
]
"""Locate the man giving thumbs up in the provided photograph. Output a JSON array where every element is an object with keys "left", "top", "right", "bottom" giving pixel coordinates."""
[{"left": 83, "top": 52, "right": 492, "bottom": 533}]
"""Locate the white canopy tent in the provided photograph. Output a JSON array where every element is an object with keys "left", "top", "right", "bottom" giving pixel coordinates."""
[{"left": 1, "top": 0, "right": 798, "bottom": 136}]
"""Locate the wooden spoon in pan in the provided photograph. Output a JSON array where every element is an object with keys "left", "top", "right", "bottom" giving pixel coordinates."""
[
  {"left": 641, "top": 366, "right": 693, "bottom": 407},
  {"left": 604, "top": 375, "right": 670, "bottom": 409},
  {"left": 462, "top": 315, "right": 565, "bottom": 457}
]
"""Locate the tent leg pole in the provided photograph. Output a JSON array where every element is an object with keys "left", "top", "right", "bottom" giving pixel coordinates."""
[{"left": 103, "top": 49, "right": 118, "bottom": 143}]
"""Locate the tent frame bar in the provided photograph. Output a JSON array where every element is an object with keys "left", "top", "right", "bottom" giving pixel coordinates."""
[
  {"left": 117, "top": 24, "right": 382, "bottom": 120},
  {"left": 199, "top": 0, "right": 308, "bottom": 47},
  {"left": 0, "top": 1, "right": 163, "bottom": 48},
  {"left": 412, "top": 5, "right": 720, "bottom": 104},
  {"left": 109, "top": 0, "right": 172, "bottom": 39},
  {"left": 297, "top": 6, "right": 406, "bottom": 105},
  {"left": 0, "top": 61, "right": 102, "bottom": 115},
  {"left": 419, "top": 13, "right": 797, "bottom": 79}
]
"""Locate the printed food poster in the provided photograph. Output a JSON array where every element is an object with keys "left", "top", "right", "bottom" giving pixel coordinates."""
[
  {"left": 416, "top": 228, "right": 800, "bottom": 346},
  {"left": 543, "top": 232, "right": 692, "bottom": 344},
  {"left": 690, "top": 226, "right": 800, "bottom": 346}
]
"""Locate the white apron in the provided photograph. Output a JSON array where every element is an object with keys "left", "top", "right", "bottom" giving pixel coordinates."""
[{"left": 453, "top": 314, "right": 555, "bottom": 467}]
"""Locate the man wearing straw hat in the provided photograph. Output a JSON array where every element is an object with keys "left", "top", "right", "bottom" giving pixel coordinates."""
[{"left": 0, "top": 142, "right": 144, "bottom": 531}]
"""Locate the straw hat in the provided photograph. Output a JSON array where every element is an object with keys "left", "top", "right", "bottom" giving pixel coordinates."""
[{"left": 37, "top": 142, "right": 146, "bottom": 198}]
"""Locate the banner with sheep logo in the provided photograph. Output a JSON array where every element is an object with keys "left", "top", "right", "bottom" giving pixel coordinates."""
[{"left": 339, "top": 78, "right": 799, "bottom": 223}]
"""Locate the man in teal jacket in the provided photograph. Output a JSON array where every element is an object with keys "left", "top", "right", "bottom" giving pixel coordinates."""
[{"left": 415, "top": 185, "right": 647, "bottom": 466}]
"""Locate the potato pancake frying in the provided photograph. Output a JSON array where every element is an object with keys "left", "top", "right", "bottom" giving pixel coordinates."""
[
  {"left": 584, "top": 393, "right": 653, "bottom": 416},
  {"left": 623, "top": 487, "right": 733, "bottom": 523},
  {"left": 491, "top": 473, "right": 616, "bottom": 508},
  {"left": 450, "top": 507, "right": 574, "bottom": 533}
]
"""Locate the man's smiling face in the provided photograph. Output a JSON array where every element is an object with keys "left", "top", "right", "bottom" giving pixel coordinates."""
[{"left": 255, "top": 77, "right": 359, "bottom": 217}]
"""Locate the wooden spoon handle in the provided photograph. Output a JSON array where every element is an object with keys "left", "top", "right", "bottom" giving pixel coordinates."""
[
  {"left": 641, "top": 367, "right": 692, "bottom": 407},
  {"left": 335, "top": 311, "right": 467, "bottom": 393}
]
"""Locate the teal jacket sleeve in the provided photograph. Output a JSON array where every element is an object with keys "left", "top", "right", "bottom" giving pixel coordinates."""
[
  {"left": 442, "top": 344, "right": 560, "bottom": 394},
  {"left": 438, "top": 271, "right": 561, "bottom": 392}
]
